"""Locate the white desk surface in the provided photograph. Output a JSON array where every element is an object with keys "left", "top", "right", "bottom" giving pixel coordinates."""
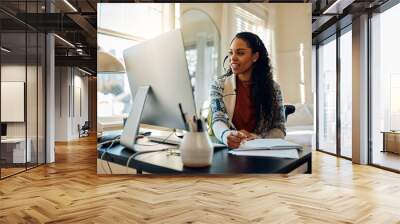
[{"left": 1, "top": 138, "right": 28, "bottom": 143}]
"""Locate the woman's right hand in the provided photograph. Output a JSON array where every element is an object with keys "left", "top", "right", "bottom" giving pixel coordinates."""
[{"left": 227, "top": 131, "right": 247, "bottom": 149}]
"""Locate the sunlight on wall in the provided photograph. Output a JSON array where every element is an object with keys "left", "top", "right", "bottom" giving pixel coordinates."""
[
  {"left": 175, "top": 3, "right": 181, "bottom": 29},
  {"left": 300, "top": 43, "right": 305, "bottom": 104}
]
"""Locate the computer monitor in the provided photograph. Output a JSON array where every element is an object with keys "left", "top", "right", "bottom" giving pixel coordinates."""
[
  {"left": 1, "top": 123, "right": 7, "bottom": 137},
  {"left": 121, "top": 29, "right": 196, "bottom": 150}
]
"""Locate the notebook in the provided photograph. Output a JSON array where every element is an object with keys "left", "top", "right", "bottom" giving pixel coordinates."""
[
  {"left": 229, "top": 149, "right": 299, "bottom": 159},
  {"left": 234, "top": 138, "right": 302, "bottom": 151}
]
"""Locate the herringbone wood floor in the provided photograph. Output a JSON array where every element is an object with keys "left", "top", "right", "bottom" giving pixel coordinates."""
[{"left": 1, "top": 136, "right": 400, "bottom": 223}]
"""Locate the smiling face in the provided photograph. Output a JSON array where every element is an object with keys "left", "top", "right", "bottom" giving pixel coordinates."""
[{"left": 229, "top": 38, "right": 259, "bottom": 78}]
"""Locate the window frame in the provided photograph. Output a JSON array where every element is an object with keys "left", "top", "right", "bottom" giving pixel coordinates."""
[{"left": 315, "top": 24, "right": 353, "bottom": 161}]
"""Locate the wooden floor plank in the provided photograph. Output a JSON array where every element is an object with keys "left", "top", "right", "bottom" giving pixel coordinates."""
[{"left": 0, "top": 136, "right": 399, "bottom": 223}]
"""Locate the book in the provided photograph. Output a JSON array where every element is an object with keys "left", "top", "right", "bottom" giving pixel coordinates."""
[
  {"left": 234, "top": 138, "right": 302, "bottom": 151},
  {"left": 229, "top": 149, "right": 299, "bottom": 159}
]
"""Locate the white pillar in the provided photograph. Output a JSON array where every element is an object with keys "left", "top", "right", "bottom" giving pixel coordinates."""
[
  {"left": 46, "top": 33, "right": 55, "bottom": 163},
  {"left": 352, "top": 14, "right": 369, "bottom": 164}
]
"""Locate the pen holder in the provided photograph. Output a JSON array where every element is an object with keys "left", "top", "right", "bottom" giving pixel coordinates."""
[{"left": 180, "top": 131, "right": 214, "bottom": 167}]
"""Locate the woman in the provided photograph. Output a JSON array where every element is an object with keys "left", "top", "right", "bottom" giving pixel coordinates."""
[{"left": 210, "top": 32, "right": 286, "bottom": 149}]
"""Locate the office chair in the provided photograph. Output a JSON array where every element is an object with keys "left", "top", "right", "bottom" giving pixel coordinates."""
[
  {"left": 284, "top": 105, "right": 295, "bottom": 120},
  {"left": 79, "top": 121, "right": 90, "bottom": 138}
]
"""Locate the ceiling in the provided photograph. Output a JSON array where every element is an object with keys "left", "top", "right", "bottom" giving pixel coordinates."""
[
  {"left": 311, "top": 0, "right": 390, "bottom": 43},
  {"left": 0, "top": 0, "right": 393, "bottom": 73},
  {"left": 0, "top": 0, "right": 97, "bottom": 74}
]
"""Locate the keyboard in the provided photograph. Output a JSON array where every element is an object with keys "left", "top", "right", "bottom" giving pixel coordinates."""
[
  {"left": 148, "top": 134, "right": 226, "bottom": 148},
  {"left": 147, "top": 134, "right": 182, "bottom": 145}
]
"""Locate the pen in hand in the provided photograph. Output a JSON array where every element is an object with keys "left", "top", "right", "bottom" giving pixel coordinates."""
[{"left": 227, "top": 130, "right": 247, "bottom": 149}]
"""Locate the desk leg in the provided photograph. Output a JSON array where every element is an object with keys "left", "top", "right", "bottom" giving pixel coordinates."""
[
  {"left": 137, "top": 169, "right": 143, "bottom": 174},
  {"left": 382, "top": 133, "right": 386, "bottom": 152},
  {"left": 306, "top": 158, "right": 312, "bottom": 174}
]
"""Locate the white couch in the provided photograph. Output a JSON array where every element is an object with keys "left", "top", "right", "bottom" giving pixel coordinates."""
[{"left": 285, "top": 103, "right": 315, "bottom": 148}]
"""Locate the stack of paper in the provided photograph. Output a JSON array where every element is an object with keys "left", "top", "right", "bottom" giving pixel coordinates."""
[
  {"left": 228, "top": 139, "right": 302, "bottom": 159},
  {"left": 235, "top": 138, "right": 302, "bottom": 151},
  {"left": 229, "top": 149, "right": 299, "bottom": 159}
]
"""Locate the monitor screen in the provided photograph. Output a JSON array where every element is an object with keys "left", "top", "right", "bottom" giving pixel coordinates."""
[
  {"left": 123, "top": 30, "right": 196, "bottom": 130},
  {"left": 121, "top": 30, "right": 196, "bottom": 150}
]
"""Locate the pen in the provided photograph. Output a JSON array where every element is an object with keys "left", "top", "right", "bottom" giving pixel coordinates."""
[
  {"left": 196, "top": 118, "right": 203, "bottom": 132},
  {"left": 178, "top": 103, "right": 189, "bottom": 131},
  {"left": 193, "top": 115, "right": 197, "bottom": 132},
  {"left": 227, "top": 117, "right": 236, "bottom": 130}
]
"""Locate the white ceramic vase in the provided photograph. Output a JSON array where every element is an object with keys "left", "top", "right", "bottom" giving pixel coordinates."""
[{"left": 180, "top": 132, "right": 214, "bottom": 167}]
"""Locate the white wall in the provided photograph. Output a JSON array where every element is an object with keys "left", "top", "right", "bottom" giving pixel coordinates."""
[
  {"left": 181, "top": 4, "right": 223, "bottom": 34},
  {"left": 54, "top": 67, "right": 89, "bottom": 141},
  {"left": 274, "top": 4, "right": 312, "bottom": 105},
  {"left": 72, "top": 74, "right": 89, "bottom": 138},
  {"left": 1, "top": 65, "right": 26, "bottom": 137},
  {"left": 179, "top": 3, "right": 312, "bottom": 106},
  {"left": 55, "top": 66, "right": 70, "bottom": 141}
]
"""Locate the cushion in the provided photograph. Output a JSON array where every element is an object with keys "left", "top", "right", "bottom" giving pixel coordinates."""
[{"left": 286, "top": 103, "right": 314, "bottom": 126}]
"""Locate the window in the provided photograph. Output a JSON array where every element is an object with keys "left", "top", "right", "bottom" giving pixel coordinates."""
[
  {"left": 235, "top": 6, "right": 265, "bottom": 34},
  {"left": 185, "top": 48, "right": 198, "bottom": 88},
  {"left": 97, "top": 34, "right": 136, "bottom": 118},
  {"left": 390, "top": 74, "right": 400, "bottom": 130},
  {"left": 97, "top": 73, "right": 131, "bottom": 117},
  {"left": 234, "top": 6, "right": 269, "bottom": 50},
  {"left": 316, "top": 27, "right": 352, "bottom": 159},
  {"left": 98, "top": 4, "right": 170, "bottom": 40},
  {"left": 97, "top": 4, "right": 173, "bottom": 119},
  {"left": 98, "top": 34, "right": 138, "bottom": 62},
  {"left": 340, "top": 28, "right": 352, "bottom": 158},
  {"left": 317, "top": 36, "right": 337, "bottom": 155},
  {"left": 371, "top": 3, "right": 400, "bottom": 171}
]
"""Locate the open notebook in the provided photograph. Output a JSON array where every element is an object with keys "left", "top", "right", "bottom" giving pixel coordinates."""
[
  {"left": 234, "top": 138, "right": 302, "bottom": 151},
  {"left": 229, "top": 149, "right": 299, "bottom": 159}
]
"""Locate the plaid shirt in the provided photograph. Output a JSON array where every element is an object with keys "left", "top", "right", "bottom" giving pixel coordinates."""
[{"left": 209, "top": 74, "right": 286, "bottom": 144}]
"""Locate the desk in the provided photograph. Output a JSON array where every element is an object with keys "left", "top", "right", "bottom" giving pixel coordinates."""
[
  {"left": 1, "top": 138, "right": 31, "bottom": 164},
  {"left": 98, "top": 144, "right": 311, "bottom": 174},
  {"left": 382, "top": 131, "right": 400, "bottom": 154}
]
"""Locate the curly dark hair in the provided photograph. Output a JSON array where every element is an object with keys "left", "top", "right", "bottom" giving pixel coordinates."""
[{"left": 223, "top": 32, "right": 276, "bottom": 125}]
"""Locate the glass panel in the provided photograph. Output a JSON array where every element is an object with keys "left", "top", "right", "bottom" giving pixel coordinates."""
[
  {"left": 0, "top": 1, "right": 46, "bottom": 178},
  {"left": 27, "top": 31, "right": 38, "bottom": 169},
  {"left": 38, "top": 33, "right": 45, "bottom": 165},
  {"left": 1, "top": 30, "right": 28, "bottom": 177},
  {"left": 318, "top": 36, "right": 337, "bottom": 154},
  {"left": 340, "top": 29, "right": 352, "bottom": 158},
  {"left": 371, "top": 4, "right": 400, "bottom": 171}
]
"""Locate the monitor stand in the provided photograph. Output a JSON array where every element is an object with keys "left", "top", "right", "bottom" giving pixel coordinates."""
[{"left": 120, "top": 86, "right": 150, "bottom": 150}]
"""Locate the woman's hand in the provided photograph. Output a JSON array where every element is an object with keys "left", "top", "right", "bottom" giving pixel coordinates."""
[
  {"left": 239, "top": 129, "right": 259, "bottom": 141},
  {"left": 227, "top": 131, "right": 247, "bottom": 149}
]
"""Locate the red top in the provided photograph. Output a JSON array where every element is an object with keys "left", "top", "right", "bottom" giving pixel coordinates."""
[{"left": 232, "top": 76, "right": 257, "bottom": 132}]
